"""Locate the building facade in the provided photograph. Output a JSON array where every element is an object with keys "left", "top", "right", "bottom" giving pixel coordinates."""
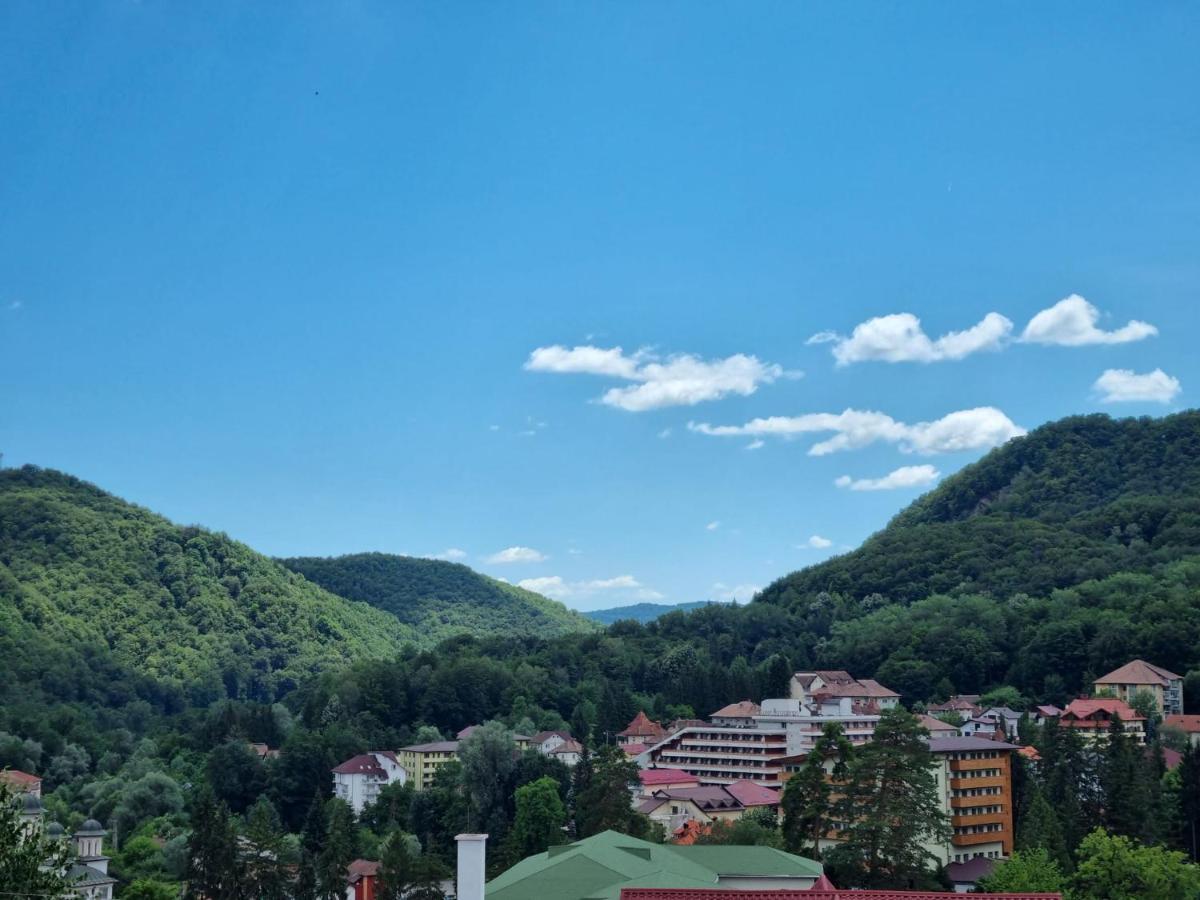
[
  {"left": 397, "top": 740, "right": 460, "bottom": 791},
  {"left": 1094, "top": 659, "right": 1183, "bottom": 716},
  {"left": 332, "top": 751, "right": 408, "bottom": 814}
]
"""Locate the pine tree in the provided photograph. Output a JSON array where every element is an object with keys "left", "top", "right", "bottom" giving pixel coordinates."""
[
  {"left": 316, "top": 798, "right": 358, "bottom": 900},
  {"left": 377, "top": 832, "right": 417, "bottom": 900},
  {"left": 828, "top": 708, "right": 950, "bottom": 888},
  {"left": 575, "top": 744, "right": 647, "bottom": 838},
  {"left": 1101, "top": 714, "right": 1142, "bottom": 838},
  {"left": 241, "top": 796, "right": 291, "bottom": 900},
  {"left": 1016, "top": 786, "right": 1070, "bottom": 871},
  {"left": 781, "top": 722, "right": 852, "bottom": 858},
  {"left": 186, "top": 785, "right": 241, "bottom": 900},
  {"left": 1177, "top": 744, "right": 1200, "bottom": 862},
  {"left": 1037, "top": 718, "right": 1099, "bottom": 856}
]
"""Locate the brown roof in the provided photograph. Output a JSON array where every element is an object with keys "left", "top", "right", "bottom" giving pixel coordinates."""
[
  {"left": 1095, "top": 659, "right": 1181, "bottom": 686},
  {"left": 711, "top": 700, "right": 761, "bottom": 718},
  {"left": 639, "top": 768, "right": 700, "bottom": 787},
  {"left": 813, "top": 670, "right": 855, "bottom": 685},
  {"left": 347, "top": 859, "right": 380, "bottom": 884},
  {"left": 856, "top": 679, "right": 900, "bottom": 698},
  {"left": 723, "top": 780, "right": 781, "bottom": 808},
  {"left": 917, "top": 713, "right": 959, "bottom": 733},
  {"left": 550, "top": 739, "right": 583, "bottom": 755},
  {"left": 649, "top": 786, "right": 744, "bottom": 812},
  {"left": 332, "top": 753, "right": 388, "bottom": 776},
  {"left": 1165, "top": 715, "right": 1200, "bottom": 733},
  {"left": 532, "top": 730, "right": 572, "bottom": 744},
  {"left": 619, "top": 711, "right": 667, "bottom": 739}
]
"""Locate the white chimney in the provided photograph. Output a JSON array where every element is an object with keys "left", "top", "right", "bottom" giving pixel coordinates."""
[{"left": 455, "top": 833, "right": 488, "bottom": 900}]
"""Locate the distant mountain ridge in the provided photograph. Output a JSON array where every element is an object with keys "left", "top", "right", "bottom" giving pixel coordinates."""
[
  {"left": 585, "top": 600, "right": 721, "bottom": 625},
  {"left": 278, "top": 552, "right": 598, "bottom": 641}
]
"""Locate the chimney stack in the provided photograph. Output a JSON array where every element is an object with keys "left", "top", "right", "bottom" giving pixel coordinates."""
[{"left": 455, "top": 833, "right": 488, "bottom": 900}]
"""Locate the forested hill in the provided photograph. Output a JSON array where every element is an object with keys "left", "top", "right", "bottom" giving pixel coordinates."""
[
  {"left": 758, "top": 411, "right": 1200, "bottom": 610},
  {"left": 278, "top": 553, "right": 598, "bottom": 641},
  {"left": 0, "top": 466, "right": 413, "bottom": 710},
  {"left": 586, "top": 600, "right": 715, "bottom": 625}
]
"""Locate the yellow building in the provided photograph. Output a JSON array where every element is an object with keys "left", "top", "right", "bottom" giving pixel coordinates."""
[
  {"left": 397, "top": 740, "right": 460, "bottom": 790},
  {"left": 1094, "top": 659, "right": 1183, "bottom": 716}
]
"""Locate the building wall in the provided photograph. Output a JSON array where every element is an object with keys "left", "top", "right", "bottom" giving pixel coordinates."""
[
  {"left": 398, "top": 749, "right": 457, "bottom": 791},
  {"left": 641, "top": 727, "right": 789, "bottom": 784}
]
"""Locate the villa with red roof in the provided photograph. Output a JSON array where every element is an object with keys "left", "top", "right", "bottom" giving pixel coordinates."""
[
  {"left": 1094, "top": 659, "right": 1183, "bottom": 715},
  {"left": 1059, "top": 697, "right": 1147, "bottom": 744},
  {"left": 1165, "top": 714, "right": 1200, "bottom": 747},
  {"left": 790, "top": 671, "right": 900, "bottom": 709},
  {"left": 0, "top": 769, "right": 42, "bottom": 798},
  {"left": 619, "top": 711, "right": 668, "bottom": 747},
  {"left": 331, "top": 751, "right": 408, "bottom": 814}
]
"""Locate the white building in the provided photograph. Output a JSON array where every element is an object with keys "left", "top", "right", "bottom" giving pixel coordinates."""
[{"left": 332, "top": 751, "right": 408, "bottom": 815}]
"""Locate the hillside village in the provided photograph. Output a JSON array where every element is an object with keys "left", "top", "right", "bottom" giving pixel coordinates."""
[{"left": 6, "top": 658, "right": 1161, "bottom": 897}]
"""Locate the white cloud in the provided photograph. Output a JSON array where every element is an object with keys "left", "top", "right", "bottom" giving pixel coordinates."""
[
  {"left": 835, "top": 464, "right": 941, "bottom": 491},
  {"left": 517, "top": 573, "right": 658, "bottom": 603},
  {"left": 658, "top": 428, "right": 672, "bottom": 439},
  {"left": 525, "top": 344, "right": 792, "bottom": 411},
  {"left": 431, "top": 547, "right": 468, "bottom": 560},
  {"left": 486, "top": 546, "right": 547, "bottom": 564},
  {"left": 689, "top": 406, "right": 1024, "bottom": 456},
  {"left": 1021, "top": 295, "right": 1157, "bottom": 346},
  {"left": 814, "top": 312, "right": 1012, "bottom": 366},
  {"left": 1094, "top": 368, "right": 1181, "bottom": 404},
  {"left": 746, "top": 439, "right": 765, "bottom": 450},
  {"left": 488, "top": 424, "right": 501, "bottom": 432},
  {"left": 806, "top": 535, "right": 833, "bottom": 549},
  {"left": 706, "top": 521, "right": 721, "bottom": 531},
  {"left": 712, "top": 582, "right": 760, "bottom": 602}
]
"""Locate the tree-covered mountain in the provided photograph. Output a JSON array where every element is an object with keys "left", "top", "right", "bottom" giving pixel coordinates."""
[
  {"left": 759, "top": 411, "right": 1200, "bottom": 609},
  {"left": 278, "top": 553, "right": 598, "bottom": 642},
  {"left": 752, "top": 411, "right": 1200, "bottom": 703},
  {"left": 585, "top": 600, "right": 717, "bottom": 625},
  {"left": 0, "top": 466, "right": 414, "bottom": 710}
]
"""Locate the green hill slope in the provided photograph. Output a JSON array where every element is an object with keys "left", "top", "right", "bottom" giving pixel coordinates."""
[
  {"left": 759, "top": 411, "right": 1200, "bottom": 609},
  {"left": 0, "top": 466, "right": 412, "bottom": 709},
  {"left": 586, "top": 600, "right": 717, "bottom": 625},
  {"left": 753, "top": 411, "right": 1200, "bottom": 702},
  {"left": 278, "top": 552, "right": 599, "bottom": 642}
]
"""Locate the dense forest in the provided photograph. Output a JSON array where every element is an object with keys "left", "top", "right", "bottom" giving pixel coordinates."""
[{"left": 279, "top": 552, "right": 597, "bottom": 643}]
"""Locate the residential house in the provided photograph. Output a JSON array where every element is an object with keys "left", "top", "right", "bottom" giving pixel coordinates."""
[
  {"left": 638, "top": 786, "right": 746, "bottom": 831},
  {"left": 397, "top": 740, "right": 460, "bottom": 791},
  {"left": 1032, "top": 705, "right": 1062, "bottom": 726},
  {"left": 531, "top": 730, "right": 572, "bottom": 754},
  {"left": 548, "top": 738, "right": 583, "bottom": 767},
  {"left": 1059, "top": 698, "right": 1147, "bottom": 745},
  {"left": 248, "top": 742, "right": 280, "bottom": 761},
  {"left": 790, "top": 671, "right": 900, "bottom": 709},
  {"left": 711, "top": 700, "right": 761, "bottom": 728},
  {"left": 917, "top": 713, "right": 961, "bottom": 737},
  {"left": 332, "top": 752, "right": 408, "bottom": 815},
  {"left": 346, "top": 859, "right": 379, "bottom": 900},
  {"left": 928, "top": 696, "right": 984, "bottom": 719},
  {"left": 1094, "top": 659, "right": 1183, "bottom": 716},
  {"left": 484, "top": 829, "right": 824, "bottom": 898},
  {"left": 959, "top": 717, "right": 999, "bottom": 738},
  {"left": 0, "top": 768, "right": 42, "bottom": 798},
  {"left": 618, "top": 711, "right": 668, "bottom": 747},
  {"left": 723, "top": 779, "right": 781, "bottom": 815},
  {"left": 1165, "top": 714, "right": 1200, "bottom": 747}
]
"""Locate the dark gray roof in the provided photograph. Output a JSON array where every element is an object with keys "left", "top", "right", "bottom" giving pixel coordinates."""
[
  {"left": 67, "top": 863, "right": 116, "bottom": 887},
  {"left": 21, "top": 793, "right": 42, "bottom": 812},
  {"left": 45, "top": 821, "right": 64, "bottom": 837},
  {"left": 927, "top": 736, "right": 1018, "bottom": 752},
  {"left": 78, "top": 818, "right": 105, "bottom": 833},
  {"left": 947, "top": 855, "right": 996, "bottom": 882}
]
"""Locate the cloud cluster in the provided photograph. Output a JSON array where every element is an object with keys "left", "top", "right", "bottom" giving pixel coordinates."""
[
  {"left": 486, "top": 546, "right": 547, "bottom": 564},
  {"left": 816, "top": 312, "right": 1013, "bottom": 366},
  {"left": 1094, "top": 368, "right": 1181, "bottom": 404},
  {"left": 711, "top": 582, "right": 761, "bottom": 602},
  {"left": 517, "top": 574, "right": 662, "bottom": 602},
  {"left": 689, "top": 406, "right": 1024, "bottom": 456},
  {"left": 525, "top": 344, "right": 791, "bottom": 411},
  {"left": 835, "top": 464, "right": 941, "bottom": 491},
  {"left": 430, "top": 548, "right": 468, "bottom": 561},
  {"left": 1021, "top": 295, "right": 1156, "bottom": 346},
  {"left": 811, "top": 295, "right": 1156, "bottom": 365},
  {"left": 805, "top": 535, "right": 833, "bottom": 549}
]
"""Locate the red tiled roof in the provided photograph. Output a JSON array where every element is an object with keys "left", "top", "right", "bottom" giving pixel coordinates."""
[
  {"left": 711, "top": 700, "right": 761, "bottom": 718},
  {"left": 723, "top": 780, "right": 781, "bottom": 808},
  {"left": 1019, "top": 746, "right": 1041, "bottom": 761},
  {"left": 622, "top": 891, "right": 1061, "bottom": 899},
  {"left": 0, "top": 770, "right": 42, "bottom": 788},
  {"left": 639, "top": 768, "right": 700, "bottom": 787},
  {"left": 332, "top": 754, "right": 387, "bottom": 777},
  {"left": 1035, "top": 705, "right": 1062, "bottom": 717},
  {"left": 620, "top": 711, "right": 667, "bottom": 739},
  {"left": 622, "top": 743, "right": 650, "bottom": 756},
  {"left": 1061, "top": 697, "right": 1145, "bottom": 722},
  {"left": 1095, "top": 659, "right": 1181, "bottom": 686},
  {"left": 347, "top": 859, "right": 380, "bottom": 884},
  {"left": 1165, "top": 715, "right": 1200, "bottom": 733},
  {"left": 857, "top": 679, "right": 900, "bottom": 698}
]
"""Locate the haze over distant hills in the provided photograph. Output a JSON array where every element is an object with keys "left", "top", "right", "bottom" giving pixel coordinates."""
[{"left": 585, "top": 600, "right": 720, "bottom": 625}]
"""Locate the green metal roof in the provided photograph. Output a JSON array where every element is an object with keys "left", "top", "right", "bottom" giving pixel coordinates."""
[{"left": 485, "top": 830, "right": 821, "bottom": 900}]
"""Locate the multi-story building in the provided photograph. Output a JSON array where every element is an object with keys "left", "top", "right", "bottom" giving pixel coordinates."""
[
  {"left": 711, "top": 701, "right": 761, "bottom": 728},
  {"left": 397, "top": 740, "right": 460, "bottom": 790},
  {"left": 756, "top": 697, "right": 883, "bottom": 755},
  {"left": 1059, "top": 697, "right": 1147, "bottom": 745},
  {"left": 928, "top": 737, "right": 1016, "bottom": 865},
  {"left": 1094, "top": 659, "right": 1183, "bottom": 716},
  {"left": 331, "top": 751, "right": 408, "bottom": 814},
  {"left": 636, "top": 725, "right": 790, "bottom": 784}
]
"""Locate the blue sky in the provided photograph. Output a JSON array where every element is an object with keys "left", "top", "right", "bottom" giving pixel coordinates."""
[{"left": 2, "top": 3, "right": 1198, "bottom": 611}]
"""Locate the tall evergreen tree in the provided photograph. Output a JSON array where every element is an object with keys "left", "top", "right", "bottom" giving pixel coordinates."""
[
  {"left": 186, "top": 785, "right": 241, "bottom": 900},
  {"left": 241, "top": 796, "right": 291, "bottom": 900},
  {"left": 1101, "top": 714, "right": 1143, "bottom": 839},
  {"left": 1016, "top": 786, "right": 1070, "bottom": 871},
  {"left": 1177, "top": 744, "right": 1200, "bottom": 862},
  {"left": 575, "top": 744, "right": 648, "bottom": 838},
  {"left": 826, "top": 708, "right": 950, "bottom": 889},
  {"left": 781, "top": 722, "right": 852, "bottom": 858},
  {"left": 1037, "top": 718, "right": 1099, "bottom": 856},
  {"left": 316, "top": 798, "right": 358, "bottom": 900}
]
